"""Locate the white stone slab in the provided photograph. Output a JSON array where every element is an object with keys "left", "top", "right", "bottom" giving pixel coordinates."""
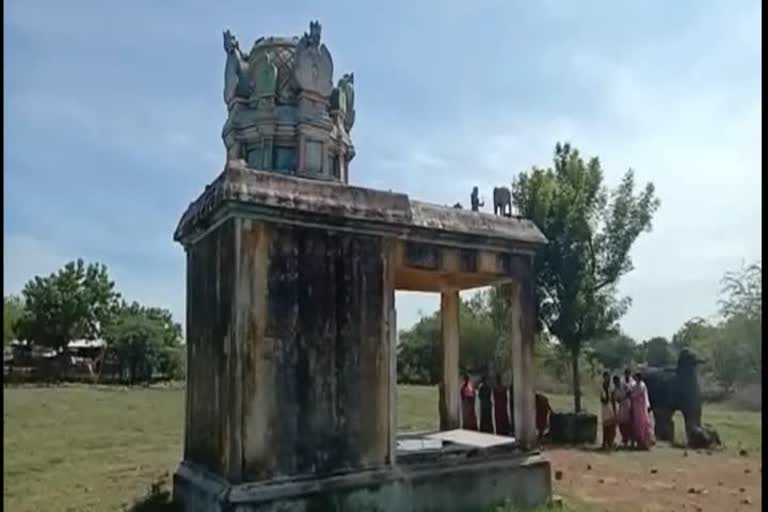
[
  {"left": 396, "top": 438, "right": 443, "bottom": 451},
  {"left": 425, "top": 429, "right": 516, "bottom": 448}
]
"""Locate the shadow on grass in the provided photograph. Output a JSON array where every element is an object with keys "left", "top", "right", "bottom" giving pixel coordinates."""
[{"left": 125, "top": 477, "right": 181, "bottom": 512}]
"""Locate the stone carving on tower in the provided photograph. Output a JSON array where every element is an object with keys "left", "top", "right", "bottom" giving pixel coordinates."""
[
  {"left": 223, "top": 30, "right": 251, "bottom": 106},
  {"left": 220, "top": 21, "right": 355, "bottom": 183},
  {"left": 331, "top": 73, "right": 355, "bottom": 133}
]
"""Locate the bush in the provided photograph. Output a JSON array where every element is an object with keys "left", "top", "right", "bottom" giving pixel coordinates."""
[{"left": 727, "top": 383, "right": 762, "bottom": 412}]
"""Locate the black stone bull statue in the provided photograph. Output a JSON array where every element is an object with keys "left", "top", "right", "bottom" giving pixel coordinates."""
[{"left": 641, "top": 349, "right": 721, "bottom": 448}]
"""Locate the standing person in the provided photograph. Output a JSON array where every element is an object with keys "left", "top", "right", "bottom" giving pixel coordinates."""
[
  {"left": 617, "top": 368, "right": 635, "bottom": 448},
  {"left": 611, "top": 374, "right": 624, "bottom": 442},
  {"left": 493, "top": 375, "right": 511, "bottom": 435},
  {"left": 641, "top": 373, "right": 656, "bottom": 446},
  {"left": 460, "top": 374, "right": 478, "bottom": 430},
  {"left": 535, "top": 392, "right": 553, "bottom": 443},
  {"left": 508, "top": 379, "right": 516, "bottom": 437},
  {"left": 600, "top": 372, "right": 618, "bottom": 450},
  {"left": 630, "top": 372, "right": 652, "bottom": 450},
  {"left": 478, "top": 375, "right": 494, "bottom": 433}
]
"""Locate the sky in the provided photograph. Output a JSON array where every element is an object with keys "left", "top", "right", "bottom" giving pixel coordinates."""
[{"left": 3, "top": 0, "right": 761, "bottom": 342}]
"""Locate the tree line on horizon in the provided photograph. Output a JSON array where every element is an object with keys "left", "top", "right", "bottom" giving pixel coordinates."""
[
  {"left": 4, "top": 259, "right": 183, "bottom": 384},
  {"left": 398, "top": 260, "right": 761, "bottom": 395}
]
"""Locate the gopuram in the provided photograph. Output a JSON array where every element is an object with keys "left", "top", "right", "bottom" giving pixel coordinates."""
[{"left": 173, "top": 21, "right": 551, "bottom": 512}]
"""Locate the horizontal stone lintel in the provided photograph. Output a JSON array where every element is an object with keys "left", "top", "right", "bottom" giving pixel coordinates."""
[{"left": 175, "top": 166, "right": 547, "bottom": 254}]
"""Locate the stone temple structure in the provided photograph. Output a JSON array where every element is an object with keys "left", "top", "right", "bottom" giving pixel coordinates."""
[{"left": 173, "top": 21, "right": 551, "bottom": 512}]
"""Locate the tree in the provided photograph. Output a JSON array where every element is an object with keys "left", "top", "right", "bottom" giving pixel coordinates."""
[
  {"left": 719, "top": 261, "right": 761, "bottom": 320},
  {"left": 3, "top": 295, "right": 24, "bottom": 345},
  {"left": 458, "top": 297, "right": 497, "bottom": 376},
  {"left": 103, "top": 301, "right": 183, "bottom": 384},
  {"left": 14, "top": 260, "right": 120, "bottom": 353},
  {"left": 588, "top": 332, "right": 637, "bottom": 371},
  {"left": 671, "top": 317, "right": 715, "bottom": 354},
  {"left": 708, "top": 324, "right": 745, "bottom": 392},
  {"left": 641, "top": 336, "right": 674, "bottom": 367},
  {"left": 511, "top": 142, "right": 660, "bottom": 412},
  {"left": 396, "top": 295, "right": 500, "bottom": 384},
  {"left": 707, "top": 261, "right": 762, "bottom": 389},
  {"left": 397, "top": 313, "right": 440, "bottom": 385}
]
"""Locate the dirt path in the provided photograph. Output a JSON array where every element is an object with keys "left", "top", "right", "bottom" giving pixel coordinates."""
[{"left": 546, "top": 446, "right": 761, "bottom": 512}]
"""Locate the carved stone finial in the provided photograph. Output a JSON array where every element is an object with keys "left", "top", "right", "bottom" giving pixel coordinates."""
[{"left": 301, "top": 20, "right": 322, "bottom": 48}]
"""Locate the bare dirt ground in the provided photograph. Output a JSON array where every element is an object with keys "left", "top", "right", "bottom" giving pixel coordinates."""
[{"left": 546, "top": 446, "right": 762, "bottom": 512}]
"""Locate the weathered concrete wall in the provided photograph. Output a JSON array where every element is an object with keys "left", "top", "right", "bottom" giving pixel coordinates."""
[
  {"left": 184, "top": 218, "right": 241, "bottom": 480},
  {"left": 240, "top": 222, "right": 392, "bottom": 481},
  {"left": 183, "top": 218, "right": 393, "bottom": 484}
]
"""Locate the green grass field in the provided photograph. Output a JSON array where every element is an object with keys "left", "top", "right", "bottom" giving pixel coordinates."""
[{"left": 3, "top": 384, "right": 761, "bottom": 511}]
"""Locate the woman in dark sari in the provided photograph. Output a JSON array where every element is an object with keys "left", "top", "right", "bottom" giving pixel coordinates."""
[
  {"left": 460, "top": 374, "right": 478, "bottom": 430},
  {"left": 478, "top": 375, "right": 494, "bottom": 433},
  {"left": 508, "top": 379, "right": 516, "bottom": 436},
  {"left": 493, "top": 375, "right": 511, "bottom": 435}
]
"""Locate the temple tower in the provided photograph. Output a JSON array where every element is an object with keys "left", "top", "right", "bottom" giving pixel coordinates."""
[{"left": 222, "top": 22, "right": 355, "bottom": 183}]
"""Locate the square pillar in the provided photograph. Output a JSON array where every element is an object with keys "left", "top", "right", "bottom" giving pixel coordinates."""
[
  {"left": 508, "top": 280, "right": 537, "bottom": 449},
  {"left": 383, "top": 241, "right": 397, "bottom": 465},
  {"left": 182, "top": 217, "right": 392, "bottom": 483},
  {"left": 439, "top": 289, "right": 461, "bottom": 430}
]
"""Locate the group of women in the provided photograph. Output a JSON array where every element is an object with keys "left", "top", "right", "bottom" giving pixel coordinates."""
[
  {"left": 600, "top": 369, "right": 655, "bottom": 450},
  {"left": 459, "top": 374, "right": 554, "bottom": 440},
  {"left": 460, "top": 374, "right": 515, "bottom": 435}
]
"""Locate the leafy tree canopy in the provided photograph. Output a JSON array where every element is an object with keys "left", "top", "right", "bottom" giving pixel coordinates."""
[
  {"left": 511, "top": 142, "right": 660, "bottom": 411},
  {"left": 14, "top": 260, "right": 120, "bottom": 352},
  {"left": 4, "top": 295, "right": 24, "bottom": 345},
  {"left": 586, "top": 332, "right": 638, "bottom": 371},
  {"left": 641, "top": 336, "right": 674, "bottom": 368},
  {"left": 103, "top": 301, "right": 183, "bottom": 384}
]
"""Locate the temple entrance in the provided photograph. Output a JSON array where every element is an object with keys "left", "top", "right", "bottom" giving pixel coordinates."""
[{"left": 390, "top": 236, "right": 539, "bottom": 457}]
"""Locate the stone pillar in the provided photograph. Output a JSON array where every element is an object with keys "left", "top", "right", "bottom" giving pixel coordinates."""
[
  {"left": 383, "top": 241, "right": 398, "bottom": 465},
  {"left": 439, "top": 289, "right": 461, "bottom": 430},
  {"left": 509, "top": 280, "right": 536, "bottom": 449},
  {"left": 297, "top": 131, "right": 306, "bottom": 173}
]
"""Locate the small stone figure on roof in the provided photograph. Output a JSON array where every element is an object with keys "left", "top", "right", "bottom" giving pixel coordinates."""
[
  {"left": 452, "top": 202, "right": 463, "bottom": 209},
  {"left": 470, "top": 186, "right": 484, "bottom": 212},
  {"left": 493, "top": 186, "right": 512, "bottom": 217}
]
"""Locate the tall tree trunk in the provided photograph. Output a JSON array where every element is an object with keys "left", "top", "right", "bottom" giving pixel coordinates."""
[{"left": 571, "top": 348, "right": 582, "bottom": 413}]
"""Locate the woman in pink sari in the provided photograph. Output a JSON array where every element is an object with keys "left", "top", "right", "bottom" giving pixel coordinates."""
[
  {"left": 616, "top": 371, "right": 634, "bottom": 447},
  {"left": 630, "top": 372, "right": 651, "bottom": 450}
]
